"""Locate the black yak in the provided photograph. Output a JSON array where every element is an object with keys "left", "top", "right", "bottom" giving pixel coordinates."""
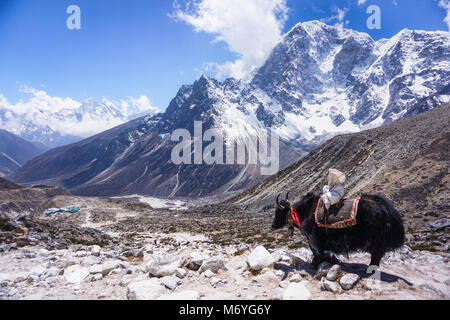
[{"left": 272, "top": 192, "right": 405, "bottom": 269}]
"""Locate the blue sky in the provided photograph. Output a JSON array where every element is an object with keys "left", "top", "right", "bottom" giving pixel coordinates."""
[{"left": 0, "top": 0, "right": 448, "bottom": 111}]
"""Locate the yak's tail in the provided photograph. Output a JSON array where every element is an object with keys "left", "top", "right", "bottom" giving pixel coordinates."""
[{"left": 373, "top": 194, "right": 405, "bottom": 250}]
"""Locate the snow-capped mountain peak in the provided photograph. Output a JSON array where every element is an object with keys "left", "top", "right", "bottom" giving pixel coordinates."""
[
  {"left": 0, "top": 95, "right": 161, "bottom": 149},
  {"left": 11, "top": 21, "right": 450, "bottom": 198}
]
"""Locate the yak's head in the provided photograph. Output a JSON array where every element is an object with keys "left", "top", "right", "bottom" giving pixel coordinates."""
[{"left": 271, "top": 192, "right": 291, "bottom": 230}]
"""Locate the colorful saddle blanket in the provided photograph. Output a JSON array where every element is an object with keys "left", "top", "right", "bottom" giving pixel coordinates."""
[{"left": 315, "top": 196, "right": 361, "bottom": 229}]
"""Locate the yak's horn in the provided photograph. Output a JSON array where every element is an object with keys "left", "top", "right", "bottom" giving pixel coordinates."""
[
  {"left": 276, "top": 194, "right": 285, "bottom": 210},
  {"left": 286, "top": 191, "right": 290, "bottom": 201}
]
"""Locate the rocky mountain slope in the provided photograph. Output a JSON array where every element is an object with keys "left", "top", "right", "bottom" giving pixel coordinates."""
[
  {"left": 0, "top": 130, "right": 46, "bottom": 177},
  {"left": 11, "top": 78, "right": 303, "bottom": 198},
  {"left": 231, "top": 102, "right": 449, "bottom": 232},
  {"left": 10, "top": 21, "right": 450, "bottom": 198}
]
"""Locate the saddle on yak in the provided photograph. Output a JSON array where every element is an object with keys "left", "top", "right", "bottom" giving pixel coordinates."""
[{"left": 315, "top": 196, "right": 361, "bottom": 229}]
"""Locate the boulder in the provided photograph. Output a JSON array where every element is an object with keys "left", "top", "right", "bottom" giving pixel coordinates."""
[
  {"left": 81, "top": 256, "right": 101, "bottom": 266},
  {"left": 175, "top": 268, "right": 187, "bottom": 279},
  {"left": 146, "top": 254, "right": 181, "bottom": 277},
  {"left": 282, "top": 282, "right": 312, "bottom": 300},
  {"left": 204, "top": 270, "right": 215, "bottom": 278},
  {"left": 64, "top": 265, "right": 90, "bottom": 284},
  {"left": 289, "top": 274, "right": 302, "bottom": 283},
  {"left": 429, "top": 219, "right": 450, "bottom": 232},
  {"left": 326, "top": 265, "right": 342, "bottom": 281},
  {"left": 247, "top": 246, "right": 275, "bottom": 271},
  {"left": 126, "top": 279, "right": 165, "bottom": 300},
  {"left": 339, "top": 273, "right": 360, "bottom": 290},
  {"left": 91, "top": 273, "right": 103, "bottom": 282},
  {"left": 288, "top": 248, "right": 313, "bottom": 265},
  {"left": 255, "top": 271, "right": 279, "bottom": 285},
  {"left": 91, "top": 245, "right": 101, "bottom": 257},
  {"left": 102, "top": 260, "right": 121, "bottom": 276},
  {"left": 182, "top": 252, "right": 208, "bottom": 271},
  {"left": 43, "top": 267, "right": 63, "bottom": 278},
  {"left": 210, "top": 277, "right": 221, "bottom": 286},
  {"left": 199, "top": 257, "right": 227, "bottom": 274},
  {"left": 89, "top": 264, "right": 103, "bottom": 275},
  {"left": 74, "top": 250, "right": 88, "bottom": 257},
  {"left": 320, "top": 279, "right": 339, "bottom": 293},
  {"left": 160, "top": 276, "right": 179, "bottom": 291},
  {"left": 228, "top": 260, "right": 248, "bottom": 274}
]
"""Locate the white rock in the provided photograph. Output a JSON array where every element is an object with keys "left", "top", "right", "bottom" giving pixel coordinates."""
[
  {"left": 228, "top": 260, "right": 248, "bottom": 274},
  {"left": 126, "top": 279, "right": 165, "bottom": 300},
  {"left": 326, "top": 265, "right": 342, "bottom": 281},
  {"left": 190, "top": 252, "right": 207, "bottom": 266},
  {"left": 255, "top": 271, "right": 279, "bottom": 285},
  {"left": 43, "top": 267, "right": 63, "bottom": 278},
  {"left": 175, "top": 268, "right": 187, "bottom": 279},
  {"left": 270, "top": 249, "right": 284, "bottom": 262},
  {"left": 91, "top": 273, "right": 103, "bottom": 282},
  {"left": 289, "top": 248, "right": 313, "bottom": 264},
  {"left": 290, "top": 274, "right": 302, "bottom": 282},
  {"left": 102, "top": 260, "right": 121, "bottom": 276},
  {"left": 64, "top": 265, "right": 90, "bottom": 284},
  {"left": 275, "top": 270, "right": 284, "bottom": 277},
  {"left": 81, "top": 256, "right": 101, "bottom": 266},
  {"left": 339, "top": 273, "right": 360, "bottom": 290},
  {"left": 120, "top": 274, "right": 134, "bottom": 287},
  {"left": 157, "top": 290, "right": 200, "bottom": 300},
  {"left": 282, "top": 282, "right": 312, "bottom": 300},
  {"left": 199, "top": 257, "right": 227, "bottom": 273},
  {"left": 204, "top": 270, "right": 215, "bottom": 278},
  {"left": 320, "top": 279, "right": 339, "bottom": 293},
  {"left": 146, "top": 254, "right": 181, "bottom": 277},
  {"left": 89, "top": 264, "right": 103, "bottom": 275},
  {"left": 210, "top": 277, "right": 221, "bottom": 286},
  {"left": 39, "top": 249, "right": 50, "bottom": 257},
  {"left": 247, "top": 246, "right": 275, "bottom": 271},
  {"left": 160, "top": 276, "right": 178, "bottom": 291},
  {"left": 91, "top": 245, "right": 101, "bottom": 257},
  {"left": 74, "top": 251, "right": 87, "bottom": 258}
]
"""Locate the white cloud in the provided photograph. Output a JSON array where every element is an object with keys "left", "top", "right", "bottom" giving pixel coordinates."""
[
  {"left": 357, "top": 0, "right": 367, "bottom": 6},
  {"left": 322, "top": 7, "right": 349, "bottom": 30},
  {"left": 126, "top": 95, "right": 162, "bottom": 116},
  {"left": 14, "top": 85, "right": 81, "bottom": 114},
  {"left": 170, "top": 0, "right": 289, "bottom": 80},
  {"left": 0, "top": 88, "right": 161, "bottom": 139},
  {"left": 439, "top": 0, "right": 450, "bottom": 30}
]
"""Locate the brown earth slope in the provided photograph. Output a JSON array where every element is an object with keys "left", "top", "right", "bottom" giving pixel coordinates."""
[{"left": 0, "top": 178, "right": 71, "bottom": 219}]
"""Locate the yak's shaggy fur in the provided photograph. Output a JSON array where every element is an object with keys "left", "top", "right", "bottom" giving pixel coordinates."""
[{"left": 272, "top": 193, "right": 405, "bottom": 268}]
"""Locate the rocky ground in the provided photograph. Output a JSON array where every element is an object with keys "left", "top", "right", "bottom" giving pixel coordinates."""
[{"left": 1, "top": 195, "right": 449, "bottom": 300}]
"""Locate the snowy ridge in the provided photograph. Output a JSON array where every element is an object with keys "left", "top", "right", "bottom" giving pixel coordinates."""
[
  {"left": 163, "top": 22, "right": 449, "bottom": 150},
  {"left": 0, "top": 97, "right": 161, "bottom": 149}
]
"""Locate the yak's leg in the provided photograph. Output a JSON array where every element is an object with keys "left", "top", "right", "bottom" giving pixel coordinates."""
[
  {"left": 369, "top": 248, "right": 385, "bottom": 267},
  {"left": 305, "top": 230, "right": 327, "bottom": 269}
]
